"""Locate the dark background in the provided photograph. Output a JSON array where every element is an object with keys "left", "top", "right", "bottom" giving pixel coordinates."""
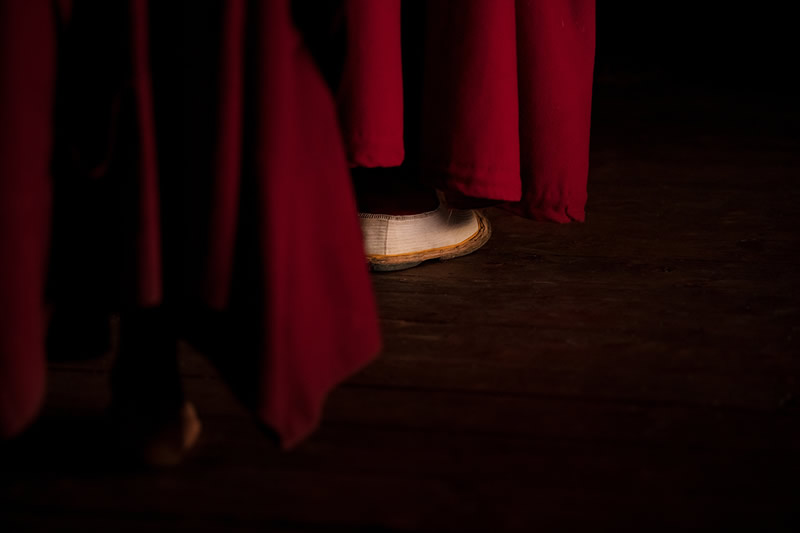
[{"left": 597, "top": 2, "right": 796, "bottom": 92}]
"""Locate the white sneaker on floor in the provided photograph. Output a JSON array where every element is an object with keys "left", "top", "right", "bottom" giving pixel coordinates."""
[{"left": 358, "top": 204, "right": 491, "bottom": 271}]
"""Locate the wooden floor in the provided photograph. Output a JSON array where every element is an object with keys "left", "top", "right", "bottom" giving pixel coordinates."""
[{"left": 2, "top": 80, "right": 799, "bottom": 531}]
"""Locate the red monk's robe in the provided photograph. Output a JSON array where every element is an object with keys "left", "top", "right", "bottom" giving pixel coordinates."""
[
  {"left": 1, "top": 0, "right": 595, "bottom": 447},
  {"left": 0, "top": 0, "right": 380, "bottom": 448},
  {"left": 338, "top": 0, "right": 596, "bottom": 222}
]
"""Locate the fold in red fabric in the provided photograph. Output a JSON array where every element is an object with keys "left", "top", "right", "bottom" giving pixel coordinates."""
[
  {"left": 337, "top": 0, "right": 596, "bottom": 222},
  {"left": 0, "top": 0, "right": 380, "bottom": 447},
  {"left": 337, "top": 0, "right": 405, "bottom": 168},
  {"left": 2, "top": 0, "right": 595, "bottom": 445},
  {"left": 248, "top": 0, "right": 380, "bottom": 447}
]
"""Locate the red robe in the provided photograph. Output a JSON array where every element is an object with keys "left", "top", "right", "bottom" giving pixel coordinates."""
[
  {"left": 0, "top": 0, "right": 595, "bottom": 447},
  {"left": 0, "top": 0, "right": 380, "bottom": 448},
  {"left": 338, "top": 0, "right": 596, "bottom": 222}
]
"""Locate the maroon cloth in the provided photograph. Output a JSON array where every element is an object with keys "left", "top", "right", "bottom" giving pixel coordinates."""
[
  {"left": 0, "top": 0, "right": 380, "bottom": 447},
  {"left": 1, "top": 0, "right": 595, "bottom": 446},
  {"left": 338, "top": 0, "right": 596, "bottom": 222},
  {"left": 0, "top": 0, "right": 55, "bottom": 438}
]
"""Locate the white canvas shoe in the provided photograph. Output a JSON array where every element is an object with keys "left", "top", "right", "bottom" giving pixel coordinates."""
[{"left": 358, "top": 204, "right": 491, "bottom": 271}]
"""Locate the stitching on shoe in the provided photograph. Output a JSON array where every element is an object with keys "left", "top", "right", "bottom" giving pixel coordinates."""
[{"left": 358, "top": 204, "right": 444, "bottom": 221}]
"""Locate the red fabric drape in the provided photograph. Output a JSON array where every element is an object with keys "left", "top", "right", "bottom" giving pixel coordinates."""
[
  {"left": 0, "top": 0, "right": 381, "bottom": 447},
  {"left": 1, "top": 0, "right": 594, "bottom": 444},
  {"left": 130, "top": 0, "right": 162, "bottom": 306},
  {"left": 338, "top": 0, "right": 596, "bottom": 222},
  {"left": 337, "top": 0, "right": 405, "bottom": 168},
  {"left": 0, "top": 0, "right": 55, "bottom": 438},
  {"left": 249, "top": 0, "right": 381, "bottom": 447}
]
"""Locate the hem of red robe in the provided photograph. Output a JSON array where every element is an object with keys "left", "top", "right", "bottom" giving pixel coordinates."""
[
  {"left": 261, "top": 330, "right": 381, "bottom": 450},
  {"left": 426, "top": 164, "right": 587, "bottom": 223},
  {"left": 347, "top": 138, "right": 405, "bottom": 169},
  {"left": 423, "top": 163, "right": 522, "bottom": 204},
  {"left": 503, "top": 202, "right": 586, "bottom": 224},
  {"left": 0, "top": 360, "right": 46, "bottom": 439}
]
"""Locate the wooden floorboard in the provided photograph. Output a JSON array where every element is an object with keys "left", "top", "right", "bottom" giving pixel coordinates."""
[{"left": 2, "top": 82, "right": 799, "bottom": 531}]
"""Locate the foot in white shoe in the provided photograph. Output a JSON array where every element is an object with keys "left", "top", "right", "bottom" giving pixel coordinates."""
[{"left": 359, "top": 204, "right": 491, "bottom": 271}]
